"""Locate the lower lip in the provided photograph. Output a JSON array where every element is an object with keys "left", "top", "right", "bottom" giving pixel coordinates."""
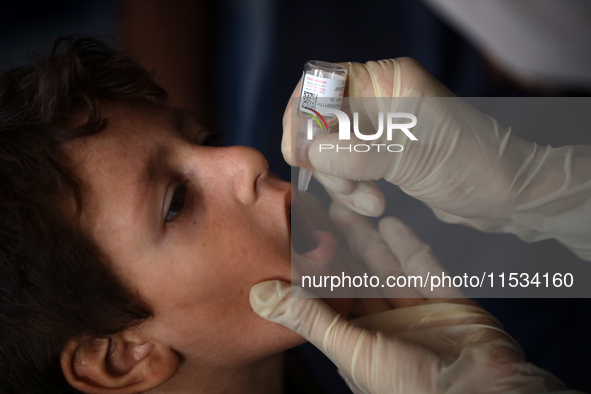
[{"left": 300, "top": 228, "right": 338, "bottom": 262}]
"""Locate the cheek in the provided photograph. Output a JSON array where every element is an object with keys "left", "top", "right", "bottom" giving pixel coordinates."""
[
  {"left": 140, "top": 216, "right": 296, "bottom": 362},
  {"left": 206, "top": 210, "right": 292, "bottom": 282},
  {"left": 145, "top": 265, "right": 304, "bottom": 365}
]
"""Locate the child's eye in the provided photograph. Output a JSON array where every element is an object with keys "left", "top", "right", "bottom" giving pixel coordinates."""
[{"left": 166, "top": 182, "right": 187, "bottom": 223}]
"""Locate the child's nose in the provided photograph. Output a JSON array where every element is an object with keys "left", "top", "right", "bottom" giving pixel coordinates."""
[{"left": 203, "top": 146, "right": 269, "bottom": 206}]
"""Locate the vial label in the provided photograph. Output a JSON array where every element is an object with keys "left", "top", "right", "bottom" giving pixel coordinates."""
[{"left": 300, "top": 73, "right": 346, "bottom": 114}]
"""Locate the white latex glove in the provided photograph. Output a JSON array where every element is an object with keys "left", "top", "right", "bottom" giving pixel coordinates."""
[
  {"left": 250, "top": 210, "right": 570, "bottom": 394},
  {"left": 282, "top": 58, "right": 591, "bottom": 261},
  {"left": 424, "top": 0, "right": 591, "bottom": 88}
]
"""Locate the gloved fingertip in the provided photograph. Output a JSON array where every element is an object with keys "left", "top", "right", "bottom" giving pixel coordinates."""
[
  {"left": 249, "top": 280, "right": 291, "bottom": 320},
  {"left": 281, "top": 141, "right": 294, "bottom": 166},
  {"left": 377, "top": 216, "right": 407, "bottom": 235},
  {"left": 315, "top": 171, "right": 357, "bottom": 195},
  {"left": 329, "top": 188, "right": 385, "bottom": 218},
  {"left": 349, "top": 193, "right": 385, "bottom": 217}
]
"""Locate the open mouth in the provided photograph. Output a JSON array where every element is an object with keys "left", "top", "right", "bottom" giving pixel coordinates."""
[
  {"left": 290, "top": 202, "right": 318, "bottom": 254},
  {"left": 289, "top": 191, "right": 338, "bottom": 262}
]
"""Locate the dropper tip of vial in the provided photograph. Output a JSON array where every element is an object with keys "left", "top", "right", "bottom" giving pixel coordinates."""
[{"left": 297, "top": 168, "right": 313, "bottom": 197}]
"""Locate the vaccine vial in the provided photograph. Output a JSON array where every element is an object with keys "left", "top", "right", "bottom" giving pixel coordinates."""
[
  {"left": 298, "top": 60, "right": 347, "bottom": 119},
  {"left": 297, "top": 61, "right": 348, "bottom": 194}
]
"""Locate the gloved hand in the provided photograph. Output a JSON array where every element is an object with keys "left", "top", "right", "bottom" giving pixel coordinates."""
[
  {"left": 282, "top": 58, "right": 591, "bottom": 261},
  {"left": 250, "top": 208, "right": 569, "bottom": 393}
]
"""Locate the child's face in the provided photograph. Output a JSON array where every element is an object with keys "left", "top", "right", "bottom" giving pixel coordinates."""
[{"left": 61, "top": 100, "right": 303, "bottom": 367}]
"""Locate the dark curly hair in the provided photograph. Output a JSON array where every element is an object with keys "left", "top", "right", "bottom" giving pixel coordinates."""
[{"left": 0, "top": 36, "right": 166, "bottom": 393}]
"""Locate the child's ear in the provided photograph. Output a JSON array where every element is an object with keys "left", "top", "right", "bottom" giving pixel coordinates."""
[{"left": 60, "top": 331, "right": 179, "bottom": 393}]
